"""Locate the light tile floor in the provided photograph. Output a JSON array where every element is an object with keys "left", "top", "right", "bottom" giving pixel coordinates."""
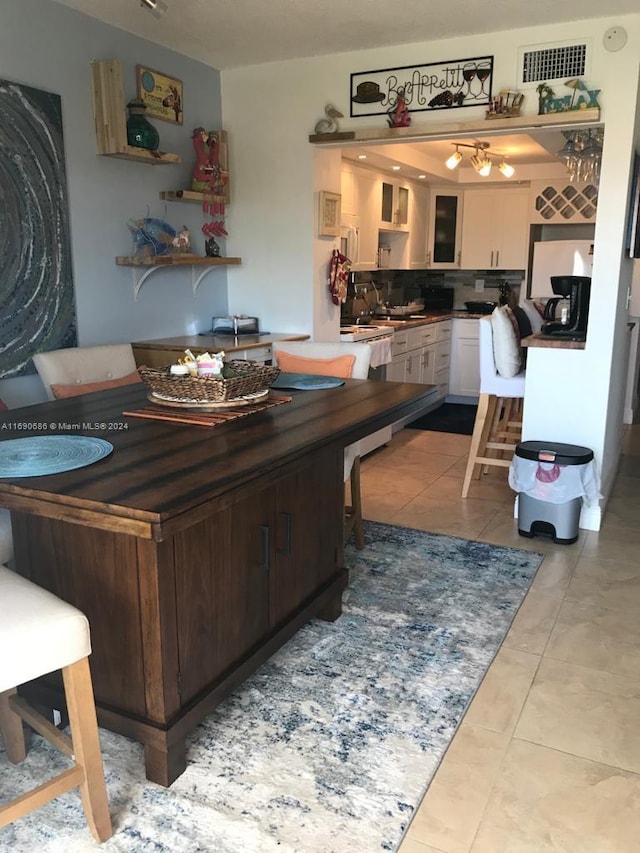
[{"left": 358, "top": 422, "right": 640, "bottom": 853}]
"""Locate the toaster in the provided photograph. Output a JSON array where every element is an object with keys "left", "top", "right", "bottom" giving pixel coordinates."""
[{"left": 212, "top": 316, "right": 259, "bottom": 335}]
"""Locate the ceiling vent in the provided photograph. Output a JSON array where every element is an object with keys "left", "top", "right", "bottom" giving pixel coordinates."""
[{"left": 517, "top": 39, "right": 591, "bottom": 88}]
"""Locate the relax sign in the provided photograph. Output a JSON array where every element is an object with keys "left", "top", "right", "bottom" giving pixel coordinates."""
[{"left": 350, "top": 56, "right": 493, "bottom": 117}]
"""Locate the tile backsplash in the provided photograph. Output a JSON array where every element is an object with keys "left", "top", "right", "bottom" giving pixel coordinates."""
[{"left": 350, "top": 269, "right": 524, "bottom": 312}]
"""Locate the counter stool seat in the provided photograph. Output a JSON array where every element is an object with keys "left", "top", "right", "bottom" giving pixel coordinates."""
[{"left": 0, "top": 565, "right": 112, "bottom": 842}]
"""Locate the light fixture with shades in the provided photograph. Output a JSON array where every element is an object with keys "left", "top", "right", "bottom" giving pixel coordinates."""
[
  {"left": 445, "top": 141, "right": 515, "bottom": 178},
  {"left": 140, "top": 0, "right": 168, "bottom": 18},
  {"left": 498, "top": 159, "right": 515, "bottom": 178}
]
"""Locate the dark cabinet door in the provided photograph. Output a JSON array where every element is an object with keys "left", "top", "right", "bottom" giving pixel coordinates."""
[
  {"left": 269, "top": 446, "right": 342, "bottom": 628},
  {"left": 174, "top": 488, "right": 271, "bottom": 705}
]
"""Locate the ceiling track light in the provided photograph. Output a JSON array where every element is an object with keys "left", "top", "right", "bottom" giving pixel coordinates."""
[
  {"left": 445, "top": 140, "right": 514, "bottom": 178},
  {"left": 140, "top": 0, "right": 168, "bottom": 18},
  {"left": 499, "top": 159, "right": 515, "bottom": 178}
]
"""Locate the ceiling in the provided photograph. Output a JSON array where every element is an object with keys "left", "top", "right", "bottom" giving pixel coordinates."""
[
  {"left": 340, "top": 129, "right": 571, "bottom": 183},
  {"left": 51, "top": 0, "right": 637, "bottom": 71}
]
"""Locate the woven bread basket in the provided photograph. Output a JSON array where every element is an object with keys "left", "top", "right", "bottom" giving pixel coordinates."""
[{"left": 139, "top": 361, "right": 280, "bottom": 402}]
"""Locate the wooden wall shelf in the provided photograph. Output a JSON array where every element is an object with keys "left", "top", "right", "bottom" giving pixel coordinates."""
[
  {"left": 91, "top": 59, "right": 181, "bottom": 165},
  {"left": 160, "top": 190, "right": 227, "bottom": 204},
  {"left": 116, "top": 255, "right": 241, "bottom": 300}
]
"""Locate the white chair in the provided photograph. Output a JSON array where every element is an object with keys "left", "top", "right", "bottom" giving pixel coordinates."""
[
  {"left": 462, "top": 317, "right": 525, "bottom": 498},
  {"left": 271, "top": 341, "right": 372, "bottom": 549},
  {"left": 33, "top": 344, "right": 138, "bottom": 400},
  {"left": 0, "top": 510, "right": 13, "bottom": 567},
  {"left": 0, "top": 566, "right": 112, "bottom": 841}
]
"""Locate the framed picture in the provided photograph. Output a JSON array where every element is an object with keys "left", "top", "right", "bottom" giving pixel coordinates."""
[
  {"left": 136, "top": 65, "right": 183, "bottom": 125},
  {"left": 626, "top": 151, "right": 640, "bottom": 259},
  {"left": 318, "top": 191, "right": 341, "bottom": 237}
]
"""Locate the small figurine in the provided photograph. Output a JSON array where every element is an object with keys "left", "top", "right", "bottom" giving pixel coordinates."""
[
  {"left": 536, "top": 83, "right": 554, "bottom": 115},
  {"left": 314, "top": 104, "right": 343, "bottom": 135},
  {"left": 171, "top": 225, "right": 191, "bottom": 253},
  {"left": 387, "top": 88, "right": 411, "bottom": 128},
  {"left": 205, "top": 236, "right": 220, "bottom": 257}
]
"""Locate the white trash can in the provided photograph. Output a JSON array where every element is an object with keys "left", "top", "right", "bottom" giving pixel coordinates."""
[{"left": 509, "top": 442, "right": 601, "bottom": 544}]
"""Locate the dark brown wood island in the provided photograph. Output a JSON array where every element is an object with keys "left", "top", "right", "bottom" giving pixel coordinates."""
[{"left": 0, "top": 378, "right": 435, "bottom": 786}]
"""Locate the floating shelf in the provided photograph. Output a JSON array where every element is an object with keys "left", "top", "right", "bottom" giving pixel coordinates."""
[
  {"left": 160, "top": 190, "right": 227, "bottom": 204},
  {"left": 116, "top": 255, "right": 241, "bottom": 300},
  {"left": 91, "top": 59, "right": 181, "bottom": 165}
]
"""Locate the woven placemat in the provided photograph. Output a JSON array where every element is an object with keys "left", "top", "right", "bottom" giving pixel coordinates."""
[{"left": 123, "top": 394, "right": 292, "bottom": 427}]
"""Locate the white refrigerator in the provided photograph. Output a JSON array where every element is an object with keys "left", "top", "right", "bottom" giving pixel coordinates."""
[{"left": 529, "top": 240, "right": 594, "bottom": 298}]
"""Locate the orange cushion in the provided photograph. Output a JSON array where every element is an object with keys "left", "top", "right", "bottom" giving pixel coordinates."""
[
  {"left": 276, "top": 352, "right": 356, "bottom": 378},
  {"left": 51, "top": 370, "right": 142, "bottom": 399}
]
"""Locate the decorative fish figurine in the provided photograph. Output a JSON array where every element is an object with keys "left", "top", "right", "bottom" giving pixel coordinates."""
[{"left": 127, "top": 217, "right": 176, "bottom": 257}]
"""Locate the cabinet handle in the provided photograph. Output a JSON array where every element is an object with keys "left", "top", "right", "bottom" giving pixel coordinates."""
[
  {"left": 496, "top": 250, "right": 499, "bottom": 267},
  {"left": 426, "top": 251, "right": 431, "bottom": 267},
  {"left": 456, "top": 250, "right": 461, "bottom": 268},
  {"left": 259, "top": 524, "right": 270, "bottom": 572},
  {"left": 490, "top": 250, "right": 494, "bottom": 267},
  {"left": 279, "top": 512, "right": 292, "bottom": 556}
]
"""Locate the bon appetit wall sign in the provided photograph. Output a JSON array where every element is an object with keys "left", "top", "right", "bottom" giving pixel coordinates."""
[{"left": 350, "top": 55, "right": 493, "bottom": 118}]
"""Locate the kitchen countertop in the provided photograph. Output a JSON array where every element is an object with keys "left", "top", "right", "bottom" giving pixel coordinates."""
[
  {"left": 132, "top": 332, "right": 310, "bottom": 353},
  {"left": 375, "top": 311, "right": 489, "bottom": 329},
  {"left": 521, "top": 333, "right": 586, "bottom": 350}
]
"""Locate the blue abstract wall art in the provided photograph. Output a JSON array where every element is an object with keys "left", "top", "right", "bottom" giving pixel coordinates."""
[{"left": 0, "top": 79, "right": 77, "bottom": 378}]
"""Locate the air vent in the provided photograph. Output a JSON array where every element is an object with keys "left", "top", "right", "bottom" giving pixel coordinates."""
[{"left": 518, "top": 39, "right": 591, "bottom": 88}]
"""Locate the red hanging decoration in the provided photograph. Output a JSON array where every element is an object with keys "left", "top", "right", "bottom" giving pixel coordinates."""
[{"left": 328, "top": 248, "right": 351, "bottom": 305}]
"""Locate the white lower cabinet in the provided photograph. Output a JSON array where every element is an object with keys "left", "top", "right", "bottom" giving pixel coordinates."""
[
  {"left": 389, "top": 322, "right": 451, "bottom": 402},
  {"left": 448, "top": 318, "right": 480, "bottom": 398}
]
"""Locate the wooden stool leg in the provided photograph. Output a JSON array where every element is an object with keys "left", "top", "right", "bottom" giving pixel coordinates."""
[
  {"left": 0, "top": 688, "right": 27, "bottom": 763},
  {"left": 462, "top": 393, "right": 493, "bottom": 497},
  {"left": 350, "top": 457, "right": 364, "bottom": 550},
  {"left": 62, "top": 658, "right": 112, "bottom": 843}
]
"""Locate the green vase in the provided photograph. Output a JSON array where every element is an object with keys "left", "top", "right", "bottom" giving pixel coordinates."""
[{"left": 126, "top": 99, "right": 160, "bottom": 151}]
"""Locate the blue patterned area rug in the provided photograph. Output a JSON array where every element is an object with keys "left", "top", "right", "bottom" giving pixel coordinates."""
[{"left": 2, "top": 522, "right": 543, "bottom": 853}]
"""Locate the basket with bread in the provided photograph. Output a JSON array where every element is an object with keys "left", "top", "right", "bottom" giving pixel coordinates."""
[{"left": 138, "top": 349, "right": 280, "bottom": 403}]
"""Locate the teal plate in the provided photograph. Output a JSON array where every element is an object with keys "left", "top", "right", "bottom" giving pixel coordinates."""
[
  {"left": 271, "top": 373, "right": 345, "bottom": 390},
  {"left": 0, "top": 436, "right": 114, "bottom": 478}
]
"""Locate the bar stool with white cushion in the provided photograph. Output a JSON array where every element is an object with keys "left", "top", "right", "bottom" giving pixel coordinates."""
[
  {"left": 462, "top": 314, "right": 525, "bottom": 498},
  {"left": 33, "top": 344, "right": 139, "bottom": 401},
  {"left": 0, "top": 565, "right": 112, "bottom": 842},
  {"left": 271, "top": 341, "right": 372, "bottom": 549}
]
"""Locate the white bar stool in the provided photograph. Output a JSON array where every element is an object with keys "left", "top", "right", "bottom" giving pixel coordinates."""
[
  {"left": 0, "top": 565, "right": 112, "bottom": 842},
  {"left": 462, "top": 317, "right": 525, "bottom": 498}
]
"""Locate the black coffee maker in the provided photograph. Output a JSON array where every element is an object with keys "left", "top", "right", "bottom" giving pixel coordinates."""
[{"left": 541, "top": 276, "right": 591, "bottom": 341}]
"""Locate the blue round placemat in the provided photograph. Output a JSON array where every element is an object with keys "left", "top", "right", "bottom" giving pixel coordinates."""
[
  {"left": 271, "top": 373, "right": 345, "bottom": 390},
  {"left": 0, "top": 436, "right": 114, "bottom": 478}
]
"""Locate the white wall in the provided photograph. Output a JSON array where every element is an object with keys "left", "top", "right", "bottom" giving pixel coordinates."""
[
  {"left": 0, "top": 0, "right": 226, "bottom": 407},
  {"left": 223, "top": 15, "right": 640, "bottom": 526}
]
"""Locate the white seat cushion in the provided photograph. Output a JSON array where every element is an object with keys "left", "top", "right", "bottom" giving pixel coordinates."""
[
  {"left": 490, "top": 306, "right": 523, "bottom": 378},
  {"left": 0, "top": 565, "right": 91, "bottom": 693}
]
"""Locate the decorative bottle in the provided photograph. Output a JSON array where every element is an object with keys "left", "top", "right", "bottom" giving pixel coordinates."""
[{"left": 126, "top": 99, "right": 160, "bottom": 151}]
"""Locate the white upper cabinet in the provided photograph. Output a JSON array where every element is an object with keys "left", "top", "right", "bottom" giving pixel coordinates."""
[
  {"left": 460, "top": 188, "right": 529, "bottom": 270},
  {"left": 340, "top": 164, "right": 379, "bottom": 270},
  {"left": 426, "top": 190, "right": 464, "bottom": 269},
  {"left": 379, "top": 179, "right": 410, "bottom": 232},
  {"left": 409, "top": 184, "right": 429, "bottom": 269}
]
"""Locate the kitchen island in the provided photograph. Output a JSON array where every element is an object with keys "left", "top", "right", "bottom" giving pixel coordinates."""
[
  {"left": 132, "top": 332, "right": 310, "bottom": 368},
  {"left": 0, "top": 378, "right": 433, "bottom": 786}
]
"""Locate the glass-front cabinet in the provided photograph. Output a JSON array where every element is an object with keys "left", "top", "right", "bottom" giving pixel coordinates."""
[
  {"left": 426, "top": 190, "right": 463, "bottom": 268},
  {"left": 380, "top": 180, "right": 410, "bottom": 232}
]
